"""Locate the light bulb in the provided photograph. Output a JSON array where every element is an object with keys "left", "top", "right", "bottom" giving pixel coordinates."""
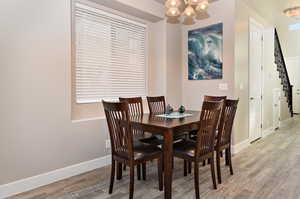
[
  {"left": 165, "top": 0, "right": 181, "bottom": 8},
  {"left": 166, "top": 7, "right": 181, "bottom": 17},
  {"left": 183, "top": 5, "right": 195, "bottom": 17},
  {"left": 196, "top": 0, "right": 209, "bottom": 12}
]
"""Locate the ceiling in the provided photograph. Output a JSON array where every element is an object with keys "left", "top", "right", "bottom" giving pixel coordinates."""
[
  {"left": 241, "top": 0, "right": 300, "bottom": 24},
  {"left": 155, "top": 0, "right": 300, "bottom": 24}
]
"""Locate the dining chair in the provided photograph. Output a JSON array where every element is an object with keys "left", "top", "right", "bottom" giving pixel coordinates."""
[
  {"left": 193, "top": 96, "right": 227, "bottom": 167},
  {"left": 146, "top": 96, "right": 166, "bottom": 115},
  {"left": 119, "top": 97, "right": 159, "bottom": 180},
  {"left": 173, "top": 100, "right": 223, "bottom": 199},
  {"left": 103, "top": 101, "right": 163, "bottom": 199},
  {"left": 146, "top": 96, "right": 188, "bottom": 143},
  {"left": 215, "top": 99, "right": 239, "bottom": 184},
  {"left": 203, "top": 95, "right": 227, "bottom": 131}
]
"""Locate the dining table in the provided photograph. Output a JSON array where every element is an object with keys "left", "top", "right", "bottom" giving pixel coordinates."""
[{"left": 130, "top": 110, "right": 201, "bottom": 199}]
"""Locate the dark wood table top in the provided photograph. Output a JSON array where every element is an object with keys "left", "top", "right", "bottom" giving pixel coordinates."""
[{"left": 130, "top": 110, "right": 201, "bottom": 134}]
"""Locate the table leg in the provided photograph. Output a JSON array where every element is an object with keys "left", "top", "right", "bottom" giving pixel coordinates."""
[{"left": 163, "top": 129, "right": 173, "bottom": 199}]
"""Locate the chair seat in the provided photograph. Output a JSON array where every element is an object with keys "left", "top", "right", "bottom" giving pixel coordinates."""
[
  {"left": 139, "top": 133, "right": 188, "bottom": 145},
  {"left": 133, "top": 142, "right": 162, "bottom": 162},
  {"left": 174, "top": 140, "right": 211, "bottom": 160}
]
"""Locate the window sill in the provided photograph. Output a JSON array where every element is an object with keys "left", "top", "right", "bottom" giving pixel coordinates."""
[{"left": 71, "top": 116, "right": 105, "bottom": 123}]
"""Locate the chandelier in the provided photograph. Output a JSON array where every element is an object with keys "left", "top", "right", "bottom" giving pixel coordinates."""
[
  {"left": 165, "top": 0, "right": 210, "bottom": 21},
  {"left": 283, "top": 2, "right": 300, "bottom": 19}
]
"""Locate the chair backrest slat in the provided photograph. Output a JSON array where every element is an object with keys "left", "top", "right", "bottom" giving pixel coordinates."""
[
  {"left": 103, "top": 101, "right": 134, "bottom": 160},
  {"left": 147, "top": 96, "right": 166, "bottom": 115},
  {"left": 204, "top": 95, "right": 227, "bottom": 132},
  {"left": 217, "top": 99, "right": 239, "bottom": 147},
  {"left": 196, "top": 100, "right": 223, "bottom": 159},
  {"left": 119, "top": 97, "right": 144, "bottom": 137}
]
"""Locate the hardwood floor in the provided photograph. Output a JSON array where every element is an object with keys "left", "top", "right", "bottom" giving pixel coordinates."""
[{"left": 7, "top": 119, "right": 300, "bottom": 199}]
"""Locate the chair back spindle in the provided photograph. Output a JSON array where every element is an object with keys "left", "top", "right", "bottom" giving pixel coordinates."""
[
  {"left": 195, "top": 101, "right": 223, "bottom": 159},
  {"left": 203, "top": 95, "right": 227, "bottom": 132},
  {"left": 147, "top": 96, "right": 166, "bottom": 115},
  {"left": 119, "top": 97, "right": 144, "bottom": 117},
  {"left": 217, "top": 99, "right": 239, "bottom": 147},
  {"left": 119, "top": 97, "right": 144, "bottom": 138},
  {"left": 103, "top": 101, "right": 134, "bottom": 161}
]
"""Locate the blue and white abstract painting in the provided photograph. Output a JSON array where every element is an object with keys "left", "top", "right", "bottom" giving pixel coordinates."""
[{"left": 188, "top": 23, "right": 223, "bottom": 80}]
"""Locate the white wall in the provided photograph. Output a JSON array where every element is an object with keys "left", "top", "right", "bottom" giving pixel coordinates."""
[
  {"left": 0, "top": 0, "right": 110, "bottom": 185},
  {"left": 166, "top": 23, "right": 183, "bottom": 108},
  {"left": 235, "top": 0, "right": 291, "bottom": 145},
  {"left": 181, "top": 0, "right": 235, "bottom": 113},
  {"left": 0, "top": 0, "right": 180, "bottom": 188}
]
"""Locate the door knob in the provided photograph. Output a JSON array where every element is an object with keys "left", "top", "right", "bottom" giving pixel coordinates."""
[{"left": 250, "top": 97, "right": 255, "bottom": 100}]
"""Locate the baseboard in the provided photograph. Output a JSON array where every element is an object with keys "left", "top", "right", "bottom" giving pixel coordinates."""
[
  {"left": 280, "top": 117, "right": 294, "bottom": 128},
  {"left": 0, "top": 155, "right": 111, "bottom": 199},
  {"left": 262, "top": 126, "right": 274, "bottom": 138},
  {"left": 0, "top": 123, "right": 283, "bottom": 199},
  {"left": 232, "top": 139, "right": 250, "bottom": 154}
]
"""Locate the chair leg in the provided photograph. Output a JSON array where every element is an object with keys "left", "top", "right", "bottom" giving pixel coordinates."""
[
  {"left": 194, "top": 161, "right": 200, "bottom": 199},
  {"left": 137, "top": 164, "right": 141, "bottom": 180},
  {"left": 188, "top": 161, "right": 192, "bottom": 174},
  {"left": 184, "top": 160, "right": 187, "bottom": 176},
  {"left": 158, "top": 157, "right": 163, "bottom": 191},
  {"left": 117, "top": 162, "right": 122, "bottom": 180},
  {"left": 210, "top": 157, "right": 217, "bottom": 189},
  {"left": 216, "top": 151, "right": 222, "bottom": 184},
  {"left": 208, "top": 158, "right": 211, "bottom": 164},
  {"left": 129, "top": 165, "right": 135, "bottom": 199},
  {"left": 109, "top": 159, "right": 115, "bottom": 194},
  {"left": 123, "top": 164, "right": 127, "bottom": 171},
  {"left": 225, "top": 148, "right": 230, "bottom": 166},
  {"left": 228, "top": 147, "right": 234, "bottom": 175},
  {"left": 142, "top": 163, "right": 146, "bottom": 181}
]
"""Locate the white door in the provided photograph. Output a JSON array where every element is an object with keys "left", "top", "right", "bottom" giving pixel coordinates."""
[
  {"left": 249, "top": 19, "right": 263, "bottom": 142},
  {"left": 273, "top": 88, "right": 281, "bottom": 130},
  {"left": 286, "top": 57, "right": 300, "bottom": 114}
]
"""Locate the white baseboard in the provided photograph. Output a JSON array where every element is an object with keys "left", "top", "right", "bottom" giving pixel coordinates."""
[
  {"left": 280, "top": 117, "right": 294, "bottom": 128},
  {"left": 262, "top": 126, "right": 274, "bottom": 138},
  {"left": 0, "top": 155, "right": 111, "bottom": 199},
  {"left": 0, "top": 122, "right": 286, "bottom": 199},
  {"left": 232, "top": 139, "right": 250, "bottom": 154}
]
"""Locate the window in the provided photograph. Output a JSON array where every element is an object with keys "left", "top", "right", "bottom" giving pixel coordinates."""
[
  {"left": 74, "top": 3, "right": 147, "bottom": 103},
  {"left": 289, "top": 23, "right": 300, "bottom": 31}
]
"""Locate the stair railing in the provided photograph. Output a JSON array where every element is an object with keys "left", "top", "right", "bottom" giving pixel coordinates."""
[{"left": 274, "top": 29, "right": 293, "bottom": 117}]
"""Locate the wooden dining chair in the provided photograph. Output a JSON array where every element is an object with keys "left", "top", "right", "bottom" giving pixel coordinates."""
[
  {"left": 119, "top": 97, "right": 159, "bottom": 180},
  {"left": 190, "top": 96, "right": 226, "bottom": 138},
  {"left": 195, "top": 96, "right": 227, "bottom": 167},
  {"left": 173, "top": 100, "right": 223, "bottom": 199},
  {"left": 204, "top": 95, "right": 227, "bottom": 131},
  {"left": 103, "top": 101, "right": 163, "bottom": 199},
  {"left": 146, "top": 96, "right": 166, "bottom": 115},
  {"left": 215, "top": 99, "right": 239, "bottom": 184},
  {"left": 146, "top": 96, "right": 188, "bottom": 143}
]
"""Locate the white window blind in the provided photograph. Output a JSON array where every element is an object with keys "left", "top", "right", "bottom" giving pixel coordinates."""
[{"left": 75, "top": 3, "right": 147, "bottom": 103}]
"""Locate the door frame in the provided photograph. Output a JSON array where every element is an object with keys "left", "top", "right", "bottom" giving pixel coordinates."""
[
  {"left": 248, "top": 17, "right": 264, "bottom": 142},
  {"left": 286, "top": 56, "right": 300, "bottom": 114}
]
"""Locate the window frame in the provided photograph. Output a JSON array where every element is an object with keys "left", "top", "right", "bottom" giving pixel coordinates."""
[{"left": 71, "top": 0, "right": 149, "bottom": 104}]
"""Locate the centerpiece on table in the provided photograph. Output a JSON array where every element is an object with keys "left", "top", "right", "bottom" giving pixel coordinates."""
[
  {"left": 178, "top": 105, "right": 186, "bottom": 114},
  {"left": 166, "top": 104, "right": 174, "bottom": 115}
]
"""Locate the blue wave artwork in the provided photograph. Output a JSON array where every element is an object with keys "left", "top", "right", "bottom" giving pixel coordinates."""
[{"left": 188, "top": 23, "right": 223, "bottom": 80}]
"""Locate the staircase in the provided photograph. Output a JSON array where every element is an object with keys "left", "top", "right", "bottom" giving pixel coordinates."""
[{"left": 274, "top": 29, "right": 293, "bottom": 117}]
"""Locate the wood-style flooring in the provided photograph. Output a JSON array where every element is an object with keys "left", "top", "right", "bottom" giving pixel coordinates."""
[{"left": 7, "top": 119, "right": 300, "bottom": 199}]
